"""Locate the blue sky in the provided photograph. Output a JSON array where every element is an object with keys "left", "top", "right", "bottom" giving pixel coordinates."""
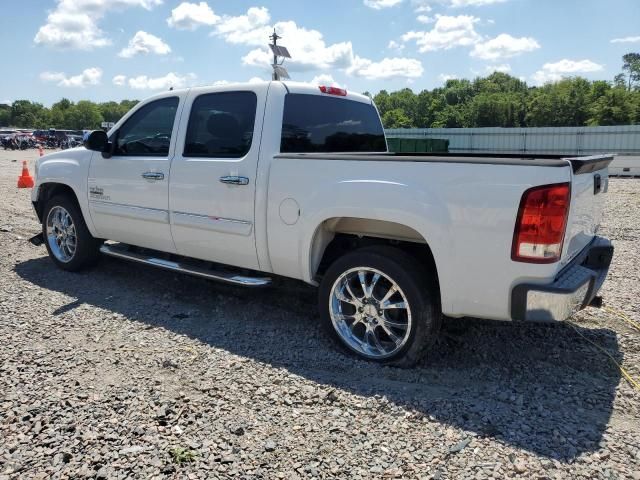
[{"left": 1, "top": 0, "right": 639, "bottom": 105}]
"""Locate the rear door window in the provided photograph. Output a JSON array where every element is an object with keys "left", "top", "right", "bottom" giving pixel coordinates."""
[
  {"left": 281, "top": 94, "right": 386, "bottom": 153},
  {"left": 184, "top": 91, "right": 257, "bottom": 158}
]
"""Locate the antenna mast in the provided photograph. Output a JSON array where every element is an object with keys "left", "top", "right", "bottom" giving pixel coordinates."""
[
  {"left": 269, "top": 29, "right": 291, "bottom": 81},
  {"left": 270, "top": 30, "right": 281, "bottom": 80}
]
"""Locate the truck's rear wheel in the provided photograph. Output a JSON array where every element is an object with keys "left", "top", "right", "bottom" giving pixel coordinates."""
[
  {"left": 319, "top": 246, "right": 441, "bottom": 367},
  {"left": 43, "top": 195, "right": 101, "bottom": 271}
]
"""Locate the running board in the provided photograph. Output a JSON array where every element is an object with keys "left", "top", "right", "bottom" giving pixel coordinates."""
[{"left": 99, "top": 244, "right": 271, "bottom": 287}]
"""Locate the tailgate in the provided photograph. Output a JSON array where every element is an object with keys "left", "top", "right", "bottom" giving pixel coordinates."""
[{"left": 562, "top": 155, "right": 614, "bottom": 264}]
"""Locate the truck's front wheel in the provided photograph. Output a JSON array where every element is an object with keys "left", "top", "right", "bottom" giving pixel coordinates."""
[
  {"left": 318, "top": 246, "right": 441, "bottom": 367},
  {"left": 43, "top": 195, "right": 101, "bottom": 271}
]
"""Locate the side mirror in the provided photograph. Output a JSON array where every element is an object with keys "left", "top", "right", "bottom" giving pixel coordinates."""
[{"left": 84, "top": 130, "right": 108, "bottom": 152}]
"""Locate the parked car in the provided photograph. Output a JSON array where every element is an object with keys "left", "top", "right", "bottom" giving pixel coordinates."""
[{"left": 29, "top": 81, "right": 614, "bottom": 366}]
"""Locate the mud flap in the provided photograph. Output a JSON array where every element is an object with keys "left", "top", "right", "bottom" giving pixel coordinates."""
[{"left": 29, "top": 232, "right": 44, "bottom": 246}]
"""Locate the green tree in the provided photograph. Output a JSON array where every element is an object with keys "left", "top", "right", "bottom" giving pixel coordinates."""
[
  {"left": 99, "top": 101, "right": 125, "bottom": 123},
  {"left": 0, "top": 109, "right": 10, "bottom": 127},
  {"left": 622, "top": 53, "right": 640, "bottom": 91},
  {"left": 387, "top": 88, "right": 419, "bottom": 125},
  {"left": 382, "top": 108, "right": 412, "bottom": 128},
  {"left": 10, "top": 100, "right": 47, "bottom": 128},
  {"left": 525, "top": 78, "right": 591, "bottom": 127},
  {"left": 120, "top": 100, "right": 139, "bottom": 111},
  {"left": 373, "top": 90, "right": 391, "bottom": 119},
  {"left": 64, "top": 101, "right": 103, "bottom": 129},
  {"left": 588, "top": 87, "right": 634, "bottom": 125},
  {"left": 469, "top": 93, "right": 520, "bottom": 127}
]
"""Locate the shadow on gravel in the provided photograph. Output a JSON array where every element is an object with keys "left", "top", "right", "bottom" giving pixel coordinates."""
[{"left": 16, "top": 256, "right": 622, "bottom": 461}]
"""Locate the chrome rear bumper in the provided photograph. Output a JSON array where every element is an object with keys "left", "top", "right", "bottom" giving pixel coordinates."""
[{"left": 511, "top": 236, "right": 613, "bottom": 322}]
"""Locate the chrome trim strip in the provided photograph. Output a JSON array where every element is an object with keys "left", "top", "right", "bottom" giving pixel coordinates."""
[
  {"left": 171, "top": 211, "right": 253, "bottom": 236},
  {"left": 274, "top": 153, "right": 569, "bottom": 168},
  {"left": 99, "top": 244, "right": 271, "bottom": 287},
  {"left": 90, "top": 200, "right": 169, "bottom": 224}
]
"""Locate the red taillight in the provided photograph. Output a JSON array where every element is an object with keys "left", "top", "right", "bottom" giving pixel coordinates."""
[
  {"left": 512, "top": 183, "right": 571, "bottom": 263},
  {"left": 319, "top": 86, "right": 347, "bottom": 96}
]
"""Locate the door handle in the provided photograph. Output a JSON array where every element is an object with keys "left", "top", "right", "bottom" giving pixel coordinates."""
[
  {"left": 219, "top": 175, "right": 249, "bottom": 186},
  {"left": 141, "top": 172, "right": 165, "bottom": 181}
]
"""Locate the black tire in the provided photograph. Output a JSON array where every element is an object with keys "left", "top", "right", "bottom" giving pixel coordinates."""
[
  {"left": 319, "top": 246, "right": 441, "bottom": 367},
  {"left": 42, "top": 194, "right": 101, "bottom": 271}
]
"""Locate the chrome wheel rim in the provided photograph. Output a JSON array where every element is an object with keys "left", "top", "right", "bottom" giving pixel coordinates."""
[
  {"left": 329, "top": 267, "right": 412, "bottom": 360},
  {"left": 46, "top": 206, "right": 77, "bottom": 263}
]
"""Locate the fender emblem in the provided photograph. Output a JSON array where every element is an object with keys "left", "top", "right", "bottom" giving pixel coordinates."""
[{"left": 89, "top": 186, "right": 109, "bottom": 201}]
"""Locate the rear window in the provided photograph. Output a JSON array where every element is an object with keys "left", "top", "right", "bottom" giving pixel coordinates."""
[{"left": 280, "top": 94, "right": 386, "bottom": 153}]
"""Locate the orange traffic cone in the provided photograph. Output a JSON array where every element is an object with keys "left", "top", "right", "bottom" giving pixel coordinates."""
[
  {"left": 17, "top": 161, "right": 34, "bottom": 189},
  {"left": 38, "top": 145, "right": 44, "bottom": 157}
]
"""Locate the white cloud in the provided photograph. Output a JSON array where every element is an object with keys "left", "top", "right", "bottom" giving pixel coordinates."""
[
  {"left": 214, "top": 6, "right": 271, "bottom": 45},
  {"left": 412, "top": 1, "right": 432, "bottom": 12},
  {"left": 167, "top": 1, "right": 220, "bottom": 30},
  {"left": 388, "top": 40, "right": 405, "bottom": 52},
  {"left": 484, "top": 63, "right": 511, "bottom": 73},
  {"left": 34, "top": 0, "right": 162, "bottom": 50},
  {"left": 127, "top": 72, "right": 197, "bottom": 90},
  {"left": 364, "top": 0, "right": 404, "bottom": 8},
  {"left": 215, "top": 7, "right": 422, "bottom": 81},
  {"left": 118, "top": 31, "right": 171, "bottom": 58},
  {"left": 532, "top": 59, "right": 604, "bottom": 85},
  {"left": 417, "top": 15, "right": 434, "bottom": 24},
  {"left": 449, "top": 0, "right": 506, "bottom": 6},
  {"left": 40, "top": 72, "right": 67, "bottom": 83},
  {"left": 208, "top": 78, "right": 266, "bottom": 85},
  {"left": 411, "top": 0, "right": 505, "bottom": 7},
  {"left": 471, "top": 33, "right": 539, "bottom": 60},
  {"left": 310, "top": 74, "right": 342, "bottom": 87},
  {"left": 539, "top": 59, "right": 604, "bottom": 74},
  {"left": 40, "top": 67, "right": 103, "bottom": 87},
  {"left": 531, "top": 71, "right": 560, "bottom": 85},
  {"left": 112, "top": 75, "right": 127, "bottom": 86},
  {"left": 402, "top": 14, "right": 481, "bottom": 52},
  {"left": 240, "top": 21, "right": 354, "bottom": 72},
  {"left": 185, "top": 7, "right": 422, "bottom": 81},
  {"left": 348, "top": 57, "right": 424, "bottom": 80},
  {"left": 439, "top": 73, "right": 458, "bottom": 82},
  {"left": 611, "top": 36, "right": 640, "bottom": 44}
]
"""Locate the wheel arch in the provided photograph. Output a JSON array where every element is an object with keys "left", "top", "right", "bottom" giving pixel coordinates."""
[
  {"left": 308, "top": 217, "right": 441, "bottom": 303},
  {"left": 33, "top": 182, "right": 98, "bottom": 238},
  {"left": 33, "top": 183, "right": 79, "bottom": 221}
]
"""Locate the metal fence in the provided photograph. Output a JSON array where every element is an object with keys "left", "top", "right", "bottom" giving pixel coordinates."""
[{"left": 385, "top": 125, "right": 640, "bottom": 156}]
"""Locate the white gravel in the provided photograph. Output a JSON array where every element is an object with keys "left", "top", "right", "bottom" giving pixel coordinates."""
[{"left": 1, "top": 149, "right": 639, "bottom": 479}]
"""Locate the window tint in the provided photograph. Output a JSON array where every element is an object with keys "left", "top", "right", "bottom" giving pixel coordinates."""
[
  {"left": 114, "top": 97, "right": 179, "bottom": 156},
  {"left": 281, "top": 94, "right": 386, "bottom": 153},
  {"left": 184, "top": 91, "right": 257, "bottom": 158}
]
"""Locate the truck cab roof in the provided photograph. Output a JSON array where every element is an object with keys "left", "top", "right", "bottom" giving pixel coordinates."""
[{"left": 141, "top": 80, "right": 372, "bottom": 105}]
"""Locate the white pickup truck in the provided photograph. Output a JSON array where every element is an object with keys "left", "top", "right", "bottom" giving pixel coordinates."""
[{"left": 30, "top": 81, "right": 614, "bottom": 366}]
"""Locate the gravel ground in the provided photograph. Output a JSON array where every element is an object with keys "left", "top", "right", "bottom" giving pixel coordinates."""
[{"left": 1, "top": 149, "right": 639, "bottom": 480}]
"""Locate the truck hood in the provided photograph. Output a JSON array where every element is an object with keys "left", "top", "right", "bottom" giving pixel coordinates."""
[{"left": 35, "top": 147, "right": 91, "bottom": 183}]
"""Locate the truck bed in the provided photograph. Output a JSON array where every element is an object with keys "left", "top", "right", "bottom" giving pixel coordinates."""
[{"left": 267, "top": 151, "right": 612, "bottom": 321}]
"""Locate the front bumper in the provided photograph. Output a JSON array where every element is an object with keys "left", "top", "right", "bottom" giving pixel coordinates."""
[{"left": 511, "top": 236, "right": 613, "bottom": 322}]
